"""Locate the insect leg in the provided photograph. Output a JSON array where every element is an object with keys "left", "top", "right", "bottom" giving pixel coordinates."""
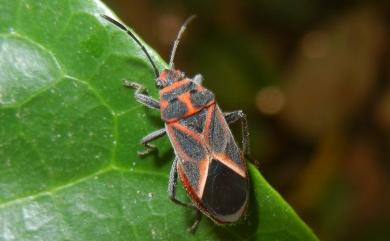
[
  {"left": 138, "top": 128, "right": 166, "bottom": 156},
  {"left": 188, "top": 210, "right": 202, "bottom": 233},
  {"left": 192, "top": 74, "right": 203, "bottom": 85},
  {"left": 168, "top": 157, "right": 195, "bottom": 208},
  {"left": 223, "top": 111, "right": 252, "bottom": 160},
  {"left": 168, "top": 158, "right": 202, "bottom": 232},
  {"left": 123, "top": 80, "right": 160, "bottom": 110}
]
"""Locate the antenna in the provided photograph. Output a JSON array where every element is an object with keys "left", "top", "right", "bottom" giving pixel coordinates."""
[
  {"left": 101, "top": 14, "right": 160, "bottom": 78},
  {"left": 169, "top": 15, "right": 197, "bottom": 69}
]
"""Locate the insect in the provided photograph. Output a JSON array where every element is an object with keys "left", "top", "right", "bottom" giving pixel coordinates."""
[{"left": 102, "top": 14, "right": 252, "bottom": 232}]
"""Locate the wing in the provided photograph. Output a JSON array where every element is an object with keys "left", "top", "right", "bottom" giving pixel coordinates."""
[
  {"left": 165, "top": 108, "right": 210, "bottom": 200},
  {"left": 205, "top": 105, "right": 247, "bottom": 177},
  {"left": 202, "top": 104, "right": 248, "bottom": 223},
  {"left": 165, "top": 105, "right": 248, "bottom": 223}
]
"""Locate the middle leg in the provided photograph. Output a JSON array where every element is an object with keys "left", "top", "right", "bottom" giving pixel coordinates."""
[{"left": 138, "top": 128, "right": 166, "bottom": 156}]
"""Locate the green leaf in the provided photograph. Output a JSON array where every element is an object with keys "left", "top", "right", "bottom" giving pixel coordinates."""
[{"left": 0, "top": 0, "right": 318, "bottom": 240}]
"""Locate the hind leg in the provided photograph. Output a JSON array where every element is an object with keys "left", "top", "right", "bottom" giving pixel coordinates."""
[{"left": 168, "top": 157, "right": 202, "bottom": 232}]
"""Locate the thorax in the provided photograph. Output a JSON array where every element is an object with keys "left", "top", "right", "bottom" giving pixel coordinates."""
[{"left": 159, "top": 79, "right": 215, "bottom": 122}]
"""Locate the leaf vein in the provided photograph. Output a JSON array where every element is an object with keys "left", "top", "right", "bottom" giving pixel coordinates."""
[{"left": 0, "top": 166, "right": 167, "bottom": 209}]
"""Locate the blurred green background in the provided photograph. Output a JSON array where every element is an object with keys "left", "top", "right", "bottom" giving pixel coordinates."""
[{"left": 103, "top": 0, "right": 389, "bottom": 240}]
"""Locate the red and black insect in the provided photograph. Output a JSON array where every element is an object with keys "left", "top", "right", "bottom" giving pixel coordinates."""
[{"left": 102, "top": 14, "right": 252, "bottom": 232}]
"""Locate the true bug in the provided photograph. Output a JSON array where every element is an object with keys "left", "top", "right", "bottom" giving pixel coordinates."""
[{"left": 102, "top": 14, "right": 252, "bottom": 232}]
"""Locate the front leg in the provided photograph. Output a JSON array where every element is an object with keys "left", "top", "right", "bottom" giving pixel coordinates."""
[
  {"left": 224, "top": 110, "right": 252, "bottom": 160},
  {"left": 123, "top": 80, "right": 160, "bottom": 110}
]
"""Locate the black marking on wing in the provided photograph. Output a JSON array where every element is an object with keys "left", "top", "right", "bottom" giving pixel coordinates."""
[
  {"left": 208, "top": 107, "right": 226, "bottom": 152},
  {"left": 179, "top": 108, "right": 207, "bottom": 133},
  {"left": 190, "top": 89, "right": 214, "bottom": 108},
  {"left": 225, "top": 136, "right": 243, "bottom": 166},
  {"left": 162, "top": 81, "right": 195, "bottom": 101},
  {"left": 162, "top": 99, "right": 188, "bottom": 120},
  {"left": 201, "top": 160, "right": 248, "bottom": 221},
  {"left": 173, "top": 127, "right": 205, "bottom": 161},
  {"left": 180, "top": 160, "right": 200, "bottom": 192}
]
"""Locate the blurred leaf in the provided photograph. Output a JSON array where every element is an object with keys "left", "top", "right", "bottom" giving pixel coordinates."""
[
  {"left": 0, "top": 0, "right": 317, "bottom": 240},
  {"left": 280, "top": 7, "right": 385, "bottom": 137}
]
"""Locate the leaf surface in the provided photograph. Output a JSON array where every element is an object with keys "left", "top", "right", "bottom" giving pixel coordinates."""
[{"left": 0, "top": 0, "right": 318, "bottom": 240}]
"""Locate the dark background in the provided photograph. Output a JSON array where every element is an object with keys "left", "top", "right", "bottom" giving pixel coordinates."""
[{"left": 103, "top": 0, "right": 390, "bottom": 240}]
